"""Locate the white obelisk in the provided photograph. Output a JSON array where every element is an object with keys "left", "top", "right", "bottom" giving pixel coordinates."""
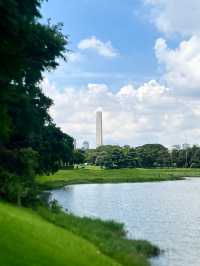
[{"left": 96, "top": 110, "right": 103, "bottom": 148}]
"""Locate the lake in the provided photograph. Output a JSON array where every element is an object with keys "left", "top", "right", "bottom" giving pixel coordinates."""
[{"left": 50, "top": 178, "right": 200, "bottom": 266}]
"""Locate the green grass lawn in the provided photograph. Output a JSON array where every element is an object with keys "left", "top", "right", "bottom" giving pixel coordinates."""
[
  {"left": 37, "top": 168, "right": 200, "bottom": 190},
  {"left": 0, "top": 202, "right": 120, "bottom": 266}
]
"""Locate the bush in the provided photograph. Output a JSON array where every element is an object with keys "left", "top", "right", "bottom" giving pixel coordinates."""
[{"left": 49, "top": 199, "right": 62, "bottom": 213}]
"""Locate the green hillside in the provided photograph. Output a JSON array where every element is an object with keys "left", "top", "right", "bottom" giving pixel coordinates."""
[{"left": 0, "top": 202, "right": 119, "bottom": 266}]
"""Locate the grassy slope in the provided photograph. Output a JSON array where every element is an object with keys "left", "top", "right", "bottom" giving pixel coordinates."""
[
  {"left": 37, "top": 168, "right": 200, "bottom": 189},
  {"left": 38, "top": 207, "right": 159, "bottom": 266},
  {"left": 0, "top": 202, "right": 119, "bottom": 266}
]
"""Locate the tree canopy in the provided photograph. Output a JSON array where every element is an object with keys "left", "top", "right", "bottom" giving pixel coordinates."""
[
  {"left": 85, "top": 144, "right": 200, "bottom": 169},
  {"left": 0, "top": 0, "right": 74, "bottom": 205}
]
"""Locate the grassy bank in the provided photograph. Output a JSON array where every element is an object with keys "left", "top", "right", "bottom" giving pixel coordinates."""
[
  {"left": 37, "top": 206, "right": 159, "bottom": 266},
  {"left": 0, "top": 201, "right": 159, "bottom": 266},
  {"left": 37, "top": 168, "right": 200, "bottom": 190},
  {"left": 0, "top": 201, "right": 119, "bottom": 266}
]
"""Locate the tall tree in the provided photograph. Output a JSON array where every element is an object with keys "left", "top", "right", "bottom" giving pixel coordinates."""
[{"left": 0, "top": 0, "right": 72, "bottom": 204}]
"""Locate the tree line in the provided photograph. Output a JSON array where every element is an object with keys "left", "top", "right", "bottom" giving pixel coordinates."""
[
  {"left": 0, "top": 0, "right": 74, "bottom": 205},
  {"left": 82, "top": 144, "right": 200, "bottom": 169}
]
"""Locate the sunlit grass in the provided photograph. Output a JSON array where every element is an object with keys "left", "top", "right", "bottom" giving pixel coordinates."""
[
  {"left": 0, "top": 202, "right": 119, "bottom": 266},
  {"left": 37, "top": 168, "right": 200, "bottom": 190}
]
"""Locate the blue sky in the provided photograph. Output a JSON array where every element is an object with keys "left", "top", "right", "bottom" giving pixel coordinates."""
[
  {"left": 41, "top": 0, "right": 200, "bottom": 148},
  {"left": 41, "top": 0, "right": 161, "bottom": 89}
]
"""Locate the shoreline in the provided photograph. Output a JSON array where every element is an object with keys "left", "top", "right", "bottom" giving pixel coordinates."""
[
  {"left": 37, "top": 205, "right": 160, "bottom": 266},
  {"left": 37, "top": 167, "right": 200, "bottom": 190},
  {"left": 38, "top": 175, "right": 185, "bottom": 190}
]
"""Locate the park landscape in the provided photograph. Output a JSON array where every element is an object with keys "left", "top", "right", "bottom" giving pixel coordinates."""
[
  {"left": 1, "top": 1, "right": 200, "bottom": 266},
  {"left": 1, "top": 166, "right": 200, "bottom": 266}
]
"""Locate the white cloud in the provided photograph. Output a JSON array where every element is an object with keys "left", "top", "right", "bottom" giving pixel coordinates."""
[
  {"left": 42, "top": 78, "right": 200, "bottom": 147},
  {"left": 148, "top": 0, "right": 200, "bottom": 97},
  {"left": 67, "top": 52, "right": 83, "bottom": 63},
  {"left": 41, "top": 2, "right": 200, "bottom": 147},
  {"left": 145, "top": 0, "right": 200, "bottom": 36},
  {"left": 155, "top": 36, "right": 200, "bottom": 96},
  {"left": 78, "top": 36, "right": 118, "bottom": 58}
]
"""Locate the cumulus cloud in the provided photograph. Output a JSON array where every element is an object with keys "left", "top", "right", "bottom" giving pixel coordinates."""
[
  {"left": 42, "top": 2, "right": 200, "bottom": 147},
  {"left": 78, "top": 36, "right": 118, "bottom": 58},
  {"left": 155, "top": 36, "right": 200, "bottom": 96},
  {"left": 143, "top": 1, "right": 200, "bottom": 98},
  {"left": 145, "top": 0, "right": 200, "bottom": 36},
  {"left": 42, "top": 78, "right": 200, "bottom": 147}
]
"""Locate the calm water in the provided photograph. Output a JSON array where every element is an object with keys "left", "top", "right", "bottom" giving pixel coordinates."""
[{"left": 50, "top": 178, "right": 200, "bottom": 266}]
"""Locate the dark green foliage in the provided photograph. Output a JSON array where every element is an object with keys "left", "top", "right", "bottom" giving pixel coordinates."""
[
  {"left": 85, "top": 149, "right": 98, "bottom": 164},
  {"left": 94, "top": 145, "right": 126, "bottom": 169},
  {"left": 49, "top": 199, "right": 62, "bottom": 213},
  {"left": 136, "top": 144, "right": 170, "bottom": 168},
  {"left": 171, "top": 145, "right": 200, "bottom": 168},
  {"left": 95, "top": 151, "right": 113, "bottom": 168},
  {"left": 86, "top": 144, "right": 171, "bottom": 169},
  {"left": 0, "top": 148, "right": 38, "bottom": 205},
  {"left": 0, "top": 0, "right": 73, "bottom": 204},
  {"left": 85, "top": 144, "right": 200, "bottom": 169},
  {"left": 30, "top": 124, "right": 74, "bottom": 174},
  {"left": 73, "top": 149, "right": 85, "bottom": 164},
  {"left": 190, "top": 147, "right": 200, "bottom": 167}
]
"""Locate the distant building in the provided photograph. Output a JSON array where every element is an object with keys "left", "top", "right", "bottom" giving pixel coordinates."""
[
  {"left": 170, "top": 144, "right": 191, "bottom": 151},
  {"left": 182, "top": 143, "right": 190, "bottom": 149},
  {"left": 171, "top": 145, "right": 181, "bottom": 151},
  {"left": 96, "top": 110, "right": 103, "bottom": 148},
  {"left": 82, "top": 141, "right": 89, "bottom": 150},
  {"left": 194, "top": 144, "right": 200, "bottom": 148}
]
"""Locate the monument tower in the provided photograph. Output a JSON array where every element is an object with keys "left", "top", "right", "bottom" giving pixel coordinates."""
[{"left": 96, "top": 110, "right": 103, "bottom": 148}]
